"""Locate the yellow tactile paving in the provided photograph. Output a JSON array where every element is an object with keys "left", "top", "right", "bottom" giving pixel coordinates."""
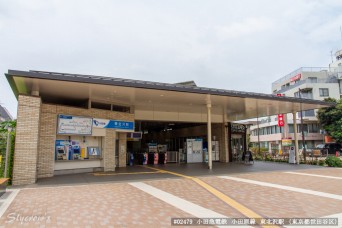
[{"left": 142, "top": 166, "right": 278, "bottom": 228}]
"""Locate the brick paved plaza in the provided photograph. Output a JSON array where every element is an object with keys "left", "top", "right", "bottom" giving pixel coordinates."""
[{"left": 0, "top": 162, "right": 341, "bottom": 227}]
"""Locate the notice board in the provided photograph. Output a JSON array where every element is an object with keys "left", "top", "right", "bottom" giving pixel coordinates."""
[{"left": 57, "top": 114, "right": 93, "bottom": 135}]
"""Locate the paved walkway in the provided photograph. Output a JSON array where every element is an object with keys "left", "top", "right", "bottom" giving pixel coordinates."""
[
  {"left": 0, "top": 162, "right": 341, "bottom": 227},
  {"left": 20, "top": 161, "right": 326, "bottom": 188}
]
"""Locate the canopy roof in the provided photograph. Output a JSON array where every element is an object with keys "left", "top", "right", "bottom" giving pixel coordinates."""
[{"left": 5, "top": 70, "right": 333, "bottom": 122}]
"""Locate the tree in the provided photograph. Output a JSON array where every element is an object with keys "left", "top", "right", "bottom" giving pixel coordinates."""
[
  {"left": 317, "top": 98, "right": 342, "bottom": 143},
  {"left": 0, "top": 120, "right": 16, "bottom": 179}
]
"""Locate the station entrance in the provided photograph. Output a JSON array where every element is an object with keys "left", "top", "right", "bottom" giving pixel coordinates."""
[{"left": 126, "top": 121, "right": 226, "bottom": 166}]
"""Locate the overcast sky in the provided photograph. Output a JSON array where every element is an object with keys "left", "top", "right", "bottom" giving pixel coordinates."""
[{"left": 1, "top": 0, "right": 342, "bottom": 118}]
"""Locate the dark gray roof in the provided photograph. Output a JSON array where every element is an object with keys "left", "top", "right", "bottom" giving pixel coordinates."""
[
  {"left": 0, "top": 105, "right": 13, "bottom": 121},
  {"left": 5, "top": 69, "right": 332, "bottom": 106}
]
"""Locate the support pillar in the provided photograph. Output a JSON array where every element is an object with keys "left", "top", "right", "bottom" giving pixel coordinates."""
[
  {"left": 207, "top": 98, "right": 212, "bottom": 170},
  {"left": 103, "top": 129, "right": 116, "bottom": 171},
  {"left": 12, "top": 95, "right": 41, "bottom": 185},
  {"left": 222, "top": 109, "right": 229, "bottom": 163},
  {"left": 118, "top": 132, "right": 127, "bottom": 167},
  {"left": 293, "top": 112, "right": 299, "bottom": 164}
]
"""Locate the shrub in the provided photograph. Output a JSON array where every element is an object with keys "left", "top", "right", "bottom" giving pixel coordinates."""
[
  {"left": 325, "top": 156, "right": 342, "bottom": 167},
  {"left": 318, "top": 160, "right": 325, "bottom": 166}
]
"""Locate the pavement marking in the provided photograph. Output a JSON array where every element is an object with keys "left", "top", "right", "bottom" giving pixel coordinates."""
[
  {"left": 219, "top": 176, "right": 342, "bottom": 201},
  {"left": 141, "top": 166, "right": 277, "bottom": 228},
  {"left": 129, "top": 182, "right": 228, "bottom": 219},
  {"left": 284, "top": 171, "right": 342, "bottom": 180},
  {"left": 93, "top": 171, "right": 162, "bottom": 176},
  {"left": 0, "top": 189, "right": 20, "bottom": 219}
]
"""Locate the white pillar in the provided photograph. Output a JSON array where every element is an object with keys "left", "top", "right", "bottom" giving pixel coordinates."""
[
  {"left": 207, "top": 102, "right": 212, "bottom": 170},
  {"left": 293, "top": 112, "right": 299, "bottom": 164}
]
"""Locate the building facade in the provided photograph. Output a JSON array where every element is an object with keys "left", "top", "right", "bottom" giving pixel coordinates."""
[
  {"left": 250, "top": 49, "right": 342, "bottom": 152},
  {"left": 0, "top": 105, "right": 13, "bottom": 122},
  {"left": 5, "top": 69, "right": 329, "bottom": 185}
]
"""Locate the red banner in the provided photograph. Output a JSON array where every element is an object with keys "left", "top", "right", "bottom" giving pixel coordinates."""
[{"left": 278, "top": 114, "right": 284, "bottom": 127}]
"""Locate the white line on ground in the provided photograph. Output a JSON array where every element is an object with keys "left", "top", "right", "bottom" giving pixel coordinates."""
[
  {"left": 129, "top": 182, "right": 250, "bottom": 228},
  {"left": 284, "top": 171, "right": 342, "bottom": 180},
  {"left": 0, "top": 189, "right": 20, "bottom": 219},
  {"left": 129, "top": 182, "right": 226, "bottom": 218},
  {"left": 219, "top": 176, "right": 342, "bottom": 201}
]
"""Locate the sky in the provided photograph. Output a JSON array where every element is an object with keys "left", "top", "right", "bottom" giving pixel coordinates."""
[{"left": 1, "top": 0, "right": 342, "bottom": 118}]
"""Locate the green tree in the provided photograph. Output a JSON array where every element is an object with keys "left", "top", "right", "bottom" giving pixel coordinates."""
[
  {"left": 317, "top": 98, "right": 342, "bottom": 142},
  {"left": 0, "top": 120, "right": 16, "bottom": 179}
]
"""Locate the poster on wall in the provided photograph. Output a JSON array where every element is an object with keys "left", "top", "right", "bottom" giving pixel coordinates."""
[
  {"left": 57, "top": 114, "right": 93, "bottom": 135},
  {"left": 93, "top": 118, "right": 134, "bottom": 131}
]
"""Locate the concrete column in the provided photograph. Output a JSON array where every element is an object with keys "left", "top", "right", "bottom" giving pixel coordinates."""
[
  {"left": 207, "top": 102, "right": 212, "bottom": 170},
  {"left": 103, "top": 129, "right": 116, "bottom": 171},
  {"left": 292, "top": 112, "right": 299, "bottom": 164},
  {"left": 12, "top": 95, "right": 41, "bottom": 185},
  {"left": 118, "top": 132, "right": 127, "bottom": 167}
]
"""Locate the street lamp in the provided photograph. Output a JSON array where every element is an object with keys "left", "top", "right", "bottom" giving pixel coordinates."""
[{"left": 4, "top": 127, "right": 12, "bottom": 178}]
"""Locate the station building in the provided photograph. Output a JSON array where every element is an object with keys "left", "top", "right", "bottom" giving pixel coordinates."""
[{"left": 5, "top": 69, "right": 331, "bottom": 185}]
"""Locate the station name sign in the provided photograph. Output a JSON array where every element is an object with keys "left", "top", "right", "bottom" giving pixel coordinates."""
[
  {"left": 57, "top": 115, "right": 134, "bottom": 134},
  {"left": 93, "top": 118, "right": 134, "bottom": 131}
]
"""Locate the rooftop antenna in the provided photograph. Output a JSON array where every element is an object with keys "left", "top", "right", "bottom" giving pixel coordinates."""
[{"left": 330, "top": 50, "right": 334, "bottom": 63}]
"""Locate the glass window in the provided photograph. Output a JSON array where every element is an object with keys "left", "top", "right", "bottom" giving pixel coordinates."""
[
  {"left": 308, "top": 77, "right": 317, "bottom": 83},
  {"left": 304, "top": 109, "right": 315, "bottom": 117},
  {"left": 288, "top": 124, "right": 294, "bottom": 133},
  {"left": 319, "top": 88, "right": 329, "bottom": 97}
]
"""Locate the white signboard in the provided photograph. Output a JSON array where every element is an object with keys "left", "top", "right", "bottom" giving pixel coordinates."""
[{"left": 57, "top": 114, "right": 93, "bottom": 135}]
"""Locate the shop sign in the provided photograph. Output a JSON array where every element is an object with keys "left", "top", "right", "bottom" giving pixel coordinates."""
[
  {"left": 93, "top": 118, "right": 134, "bottom": 131},
  {"left": 290, "top": 73, "right": 301, "bottom": 82},
  {"left": 57, "top": 114, "right": 92, "bottom": 135},
  {"left": 276, "top": 93, "right": 285, "bottom": 127},
  {"left": 231, "top": 123, "right": 246, "bottom": 134},
  {"left": 278, "top": 114, "right": 284, "bottom": 127},
  {"left": 282, "top": 139, "right": 292, "bottom": 146}
]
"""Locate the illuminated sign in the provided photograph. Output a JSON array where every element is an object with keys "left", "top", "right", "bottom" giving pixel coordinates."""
[{"left": 93, "top": 118, "right": 134, "bottom": 131}]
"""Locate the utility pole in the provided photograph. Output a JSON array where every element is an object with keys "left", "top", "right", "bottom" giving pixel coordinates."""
[{"left": 299, "top": 88, "right": 306, "bottom": 162}]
